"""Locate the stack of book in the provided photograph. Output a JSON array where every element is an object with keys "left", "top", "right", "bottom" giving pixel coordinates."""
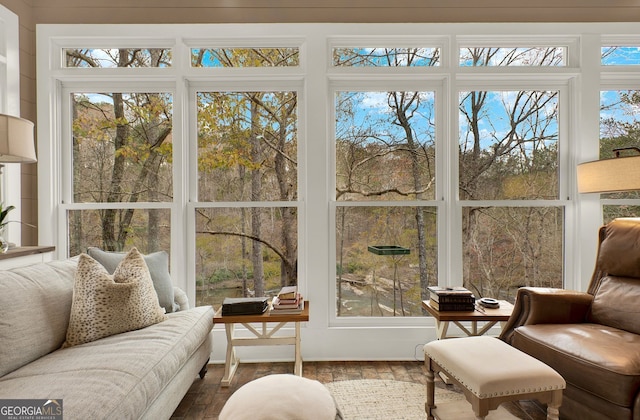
[
  {"left": 428, "top": 286, "right": 475, "bottom": 311},
  {"left": 271, "top": 286, "right": 304, "bottom": 314}
]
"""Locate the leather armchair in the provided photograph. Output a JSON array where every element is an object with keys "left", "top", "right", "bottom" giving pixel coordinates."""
[{"left": 500, "top": 218, "right": 640, "bottom": 420}]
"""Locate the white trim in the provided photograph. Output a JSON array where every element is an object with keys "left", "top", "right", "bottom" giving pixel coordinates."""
[{"left": 0, "top": 6, "right": 22, "bottom": 246}]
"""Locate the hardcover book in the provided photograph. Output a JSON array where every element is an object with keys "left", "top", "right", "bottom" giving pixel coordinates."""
[
  {"left": 221, "top": 297, "right": 270, "bottom": 316},
  {"left": 277, "top": 286, "right": 298, "bottom": 300},
  {"left": 270, "top": 299, "right": 304, "bottom": 315},
  {"left": 272, "top": 295, "right": 302, "bottom": 309},
  {"left": 428, "top": 286, "right": 475, "bottom": 304},
  {"left": 429, "top": 299, "right": 475, "bottom": 312}
]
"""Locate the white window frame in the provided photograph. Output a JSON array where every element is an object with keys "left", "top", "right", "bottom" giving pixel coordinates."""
[
  {"left": 598, "top": 35, "right": 640, "bottom": 224},
  {"left": 0, "top": 6, "right": 23, "bottom": 246},
  {"left": 37, "top": 23, "right": 639, "bottom": 361}
]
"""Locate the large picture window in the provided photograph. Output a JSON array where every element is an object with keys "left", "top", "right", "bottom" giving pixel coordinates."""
[
  {"left": 334, "top": 89, "right": 437, "bottom": 317},
  {"left": 39, "top": 23, "right": 640, "bottom": 359},
  {"left": 195, "top": 88, "right": 299, "bottom": 307},
  {"left": 459, "top": 89, "right": 562, "bottom": 298},
  {"left": 69, "top": 89, "right": 173, "bottom": 255}
]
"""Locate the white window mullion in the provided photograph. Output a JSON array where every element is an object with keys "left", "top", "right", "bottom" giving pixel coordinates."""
[
  {"left": 447, "top": 35, "right": 464, "bottom": 288},
  {"left": 305, "top": 31, "right": 331, "bottom": 331},
  {"left": 575, "top": 33, "right": 604, "bottom": 291},
  {"left": 172, "top": 51, "right": 188, "bottom": 296}
]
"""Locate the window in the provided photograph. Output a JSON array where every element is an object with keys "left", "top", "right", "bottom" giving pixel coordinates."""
[
  {"left": 334, "top": 89, "right": 437, "bottom": 317},
  {"left": 64, "top": 48, "right": 172, "bottom": 68},
  {"left": 64, "top": 48, "right": 173, "bottom": 256},
  {"left": 602, "top": 46, "right": 640, "bottom": 66},
  {"left": 459, "top": 88, "right": 563, "bottom": 297},
  {"left": 39, "top": 23, "right": 640, "bottom": 359},
  {"left": 333, "top": 47, "right": 440, "bottom": 67},
  {"left": 195, "top": 87, "right": 299, "bottom": 307},
  {"left": 600, "top": 46, "right": 640, "bottom": 222},
  {"left": 191, "top": 48, "right": 299, "bottom": 67},
  {"left": 459, "top": 47, "right": 565, "bottom": 67}
]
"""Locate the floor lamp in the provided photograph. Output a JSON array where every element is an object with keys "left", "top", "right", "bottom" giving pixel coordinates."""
[
  {"left": 577, "top": 147, "right": 640, "bottom": 193},
  {"left": 0, "top": 114, "right": 37, "bottom": 251}
]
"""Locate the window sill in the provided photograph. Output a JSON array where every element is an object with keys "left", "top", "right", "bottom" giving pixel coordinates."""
[{"left": 0, "top": 246, "right": 56, "bottom": 261}]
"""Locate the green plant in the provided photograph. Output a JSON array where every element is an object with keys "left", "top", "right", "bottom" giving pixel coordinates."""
[{"left": 0, "top": 203, "right": 15, "bottom": 231}]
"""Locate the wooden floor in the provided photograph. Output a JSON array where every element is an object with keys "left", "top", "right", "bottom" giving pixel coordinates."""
[{"left": 170, "top": 361, "right": 549, "bottom": 419}]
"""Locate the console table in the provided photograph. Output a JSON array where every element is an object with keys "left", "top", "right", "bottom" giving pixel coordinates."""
[
  {"left": 213, "top": 301, "right": 309, "bottom": 387},
  {"left": 422, "top": 299, "right": 514, "bottom": 339}
]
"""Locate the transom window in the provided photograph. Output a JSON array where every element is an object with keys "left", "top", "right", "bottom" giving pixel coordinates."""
[
  {"left": 459, "top": 47, "right": 565, "bottom": 67},
  {"left": 191, "top": 48, "right": 300, "bottom": 67},
  {"left": 64, "top": 48, "right": 172, "bottom": 68}
]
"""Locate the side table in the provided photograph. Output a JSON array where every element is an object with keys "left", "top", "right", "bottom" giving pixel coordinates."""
[
  {"left": 213, "top": 301, "right": 309, "bottom": 387},
  {"left": 422, "top": 299, "right": 514, "bottom": 339}
]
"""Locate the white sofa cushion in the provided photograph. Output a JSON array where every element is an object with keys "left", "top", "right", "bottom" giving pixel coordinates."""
[{"left": 0, "top": 260, "right": 77, "bottom": 377}]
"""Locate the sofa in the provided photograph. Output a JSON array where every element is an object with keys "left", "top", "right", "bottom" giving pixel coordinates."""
[
  {"left": 0, "top": 257, "right": 214, "bottom": 419},
  {"left": 500, "top": 218, "right": 640, "bottom": 420}
]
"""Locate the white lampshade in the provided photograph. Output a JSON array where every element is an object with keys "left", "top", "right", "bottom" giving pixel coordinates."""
[
  {"left": 0, "top": 114, "right": 37, "bottom": 163},
  {"left": 577, "top": 155, "right": 640, "bottom": 193}
]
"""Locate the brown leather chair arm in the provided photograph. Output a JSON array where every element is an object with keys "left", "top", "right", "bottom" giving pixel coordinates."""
[{"left": 499, "top": 287, "right": 593, "bottom": 344}]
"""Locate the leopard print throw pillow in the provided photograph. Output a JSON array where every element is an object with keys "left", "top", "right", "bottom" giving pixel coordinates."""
[{"left": 62, "top": 248, "right": 168, "bottom": 348}]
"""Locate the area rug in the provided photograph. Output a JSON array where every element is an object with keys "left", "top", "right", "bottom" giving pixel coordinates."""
[{"left": 325, "top": 379, "right": 464, "bottom": 420}]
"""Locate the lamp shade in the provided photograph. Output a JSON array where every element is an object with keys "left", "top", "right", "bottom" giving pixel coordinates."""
[
  {"left": 577, "top": 155, "right": 640, "bottom": 193},
  {"left": 0, "top": 114, "right": 37, "bottom": 163}
]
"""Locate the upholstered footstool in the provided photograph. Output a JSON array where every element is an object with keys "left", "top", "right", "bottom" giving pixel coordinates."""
[
  {"left": 219, "top": 374, "right": 342, "bottom": 420},
  {"left": 424, "top": 336, "right": 565, "bottom": 420}
]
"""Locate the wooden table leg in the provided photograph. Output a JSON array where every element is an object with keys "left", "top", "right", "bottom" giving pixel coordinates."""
[
  {"left": 546, "top": 389, "right": 563, "bottom": 420},
  {"left": 425, "top": 357, "right": 435, "bottom": 420},
  {"left": 221, "top": 323, "right": 239, "bottom": 387},
  {"left": 435, "top": 319, "right": 449, "bottom": 339},
  {"left": 294, "top": 321, "right": 302, "bottom": 376}
]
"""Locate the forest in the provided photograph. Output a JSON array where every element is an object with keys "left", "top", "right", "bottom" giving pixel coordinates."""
[{"left": 66, "top": 46, "right": 639, "bottom": 317}]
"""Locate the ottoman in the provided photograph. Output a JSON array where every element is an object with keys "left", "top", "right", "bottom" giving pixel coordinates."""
[
  {"left": 219, "top": 374, "right": 342, "bottom": 420},
  {"left": 424, "top": 336, "right": 565, "bottom": 420}
]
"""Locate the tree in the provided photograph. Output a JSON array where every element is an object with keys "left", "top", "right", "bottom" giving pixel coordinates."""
[
  {"left": 335, "top": 88, "right": 436, "bottom": 315},
  {"left": 70, "top": 48, "right": 173, "bottom": 254},
  {"left": 332, "top": 48, "right": 441, "bottom": 315},
  {"left": 459, "top": 48, "right": 562, "bottom": 298},
  {"left": 193, "top": 48, "right": 298, "bottom": 301}
]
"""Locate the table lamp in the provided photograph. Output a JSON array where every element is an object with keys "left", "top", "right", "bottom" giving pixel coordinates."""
[
  {"left": 0, "top": 114, "right": 36, "bottom": 166},
  {"left": 0, "top": 114, "right": 37, "bottom": 251},
  {"left": 577, "top": 147, "right": 640, "bottom": 193}
]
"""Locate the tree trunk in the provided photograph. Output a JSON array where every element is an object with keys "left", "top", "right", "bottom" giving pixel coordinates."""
[
  {"left": 71, "top": 99, "right": 83, "bottom": 255},
  {"left": 273, "top": 95, "right": 297, "bottom": 286},
  {"left": 102, "top": 88, "right": 128, "bottom": 251},
  {"left": 250, "top": 99, "right": 265, "bottom": 297},
  {"left": 391, "top": 91, "right": 429, "bottom": 313}
]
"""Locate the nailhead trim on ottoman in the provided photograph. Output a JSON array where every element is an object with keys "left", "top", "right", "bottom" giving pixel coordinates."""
[{"left": 424, "top": 336, "right": 566, "bottom": 420}]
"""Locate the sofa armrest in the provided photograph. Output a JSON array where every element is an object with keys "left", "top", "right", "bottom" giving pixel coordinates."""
[
  {"left": 499, "top": 287, "right": 593, "bottom": 344},
  {"left": 173, "top": 287, "right": 190, "bottom": 311}
]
